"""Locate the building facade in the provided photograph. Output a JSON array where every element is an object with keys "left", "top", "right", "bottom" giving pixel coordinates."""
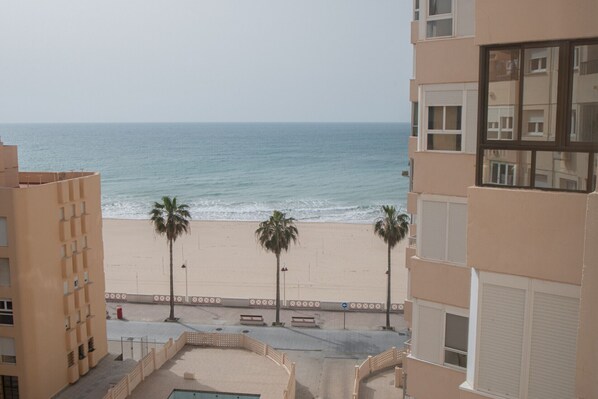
[
  {"left": 404, "top": 1, "right": 597, "bottom": 398},
  {"left": 0, "top": 141, "right": 107, "bottom": 398}
]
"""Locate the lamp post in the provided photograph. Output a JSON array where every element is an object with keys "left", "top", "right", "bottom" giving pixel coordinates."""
[
  {"left": 181, "top": 263, "right": 188, "bottom": 303},
  {"left": 281, "top": 265, "right": 288, "bottom": 307}
]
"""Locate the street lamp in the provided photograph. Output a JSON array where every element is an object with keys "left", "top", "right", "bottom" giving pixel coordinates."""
[
  {"left": 281, "top": 265, "right": 288, "bottom": 307},
  {"left": 181, "top": 263, "right": 188, "bottom": 303}
]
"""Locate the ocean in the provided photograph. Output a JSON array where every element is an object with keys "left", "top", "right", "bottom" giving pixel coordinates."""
[{"left": 0, "top": 123, "right": 410, "bottom": 223}]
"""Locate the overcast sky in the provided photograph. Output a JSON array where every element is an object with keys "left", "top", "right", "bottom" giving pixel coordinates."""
[{"left": 0, "top": 1, "right": 412, "bottom": 123}]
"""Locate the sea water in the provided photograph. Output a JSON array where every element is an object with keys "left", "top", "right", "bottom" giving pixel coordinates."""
[{"left": 0, "top": 123, "right": 410, "bottom": 223}]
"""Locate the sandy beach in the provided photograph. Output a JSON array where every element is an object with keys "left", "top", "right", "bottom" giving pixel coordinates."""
[{"left": 103, "top": 219, "right": 408, "bottom": 304}]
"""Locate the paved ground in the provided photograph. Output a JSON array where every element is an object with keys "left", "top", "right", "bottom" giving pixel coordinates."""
[
  {"left": 60, "top": 302, "right": 410, "bottom": 399},
  {"left": 359, "top": 370, "right": 403, "bottom": 399}
]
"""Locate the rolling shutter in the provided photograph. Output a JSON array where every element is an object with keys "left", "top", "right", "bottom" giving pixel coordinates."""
[
  {"left": 527, "top": 292, "right": 579, "bottom": 399},
  {"left": 477, "top": 283, "right": 526, "bottom": 398},
  {"left": 416, "top": 304, "right": 443, "bottom": 364}
]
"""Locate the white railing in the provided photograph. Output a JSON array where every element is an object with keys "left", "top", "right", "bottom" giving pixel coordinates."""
[{"left": 351, "top": 346, "right": 408, "bottom": 399}]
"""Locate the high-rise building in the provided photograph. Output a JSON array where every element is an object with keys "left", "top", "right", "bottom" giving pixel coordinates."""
[
  {"left": 404, "top": 1, "right": 598, "bottom": 398},
  {"left": 0, "top": 140, "right": 107, "bottom": 398}
]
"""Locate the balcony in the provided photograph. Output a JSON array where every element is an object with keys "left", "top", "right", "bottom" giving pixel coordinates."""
[
  {"left": 65, "top": 328, "right": 77, "bottom": 351},
  {"left": 410, "top": 20, "right": 418, "bottom": 44},
  {"left": 63, "top": 293, "right": 75, "bottom": 314},
  {"left": 78, "top": 356, "right": 89, "bottom": 376},
  {"left": 67, "top": 363, "right": 79, "bottom": 384},
  {"left": 468, "top": 186, "right": 587, "bottom": 284},
  {"left": 410, "top": 256, "right": 471, "bottom": 309},
  {"left": 61, "top": 257, "right": 73, "bottom": 279},
  {"left": 59, "top": 220, "right": 71, "bottom": 241},
  {"left": 407, "top": 192, "right": 418, "bottom": 214},
  {"left": 412, "top": 152, "right": 476, "bottom": 197},
  {"left": 70, "top": 217, "right": 81, "bottom": 238}
]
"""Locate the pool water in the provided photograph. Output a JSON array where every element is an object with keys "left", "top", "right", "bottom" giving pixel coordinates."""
[{"left": 167, "top": 390, "right": 260, "bottom": 399}]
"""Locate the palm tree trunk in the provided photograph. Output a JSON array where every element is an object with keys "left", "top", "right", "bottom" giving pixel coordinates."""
[
  {"left": 276, "top": 253, "right": 281, "bottom": 325},
  {"left": 386, "top": 242, "right": 391, "bottom": 329},
  {"left": 169, "top": 239, "right": 175, "bottom": 321}
]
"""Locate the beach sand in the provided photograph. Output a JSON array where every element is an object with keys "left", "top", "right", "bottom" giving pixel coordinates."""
[{"left": 103, "top": 219, "right": 408, "bottom": 304}]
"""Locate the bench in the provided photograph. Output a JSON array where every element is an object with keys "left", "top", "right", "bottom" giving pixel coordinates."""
[
  {"left": 291, "top": 316, "right": 317, "bottom": 328},
  {"left": 240, "top": 314, "right": 265, "bottom": 326}
]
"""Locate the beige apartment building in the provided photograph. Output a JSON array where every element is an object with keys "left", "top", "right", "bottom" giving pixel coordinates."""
[
  {"left": 0, "top": 141, "right": 107, "bottom": 398},
  {"left": 404, "top": 1, "right": 597, "bottom": 399}
]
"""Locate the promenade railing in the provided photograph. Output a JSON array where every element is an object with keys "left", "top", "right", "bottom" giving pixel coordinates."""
[{"left": 351, "top": 346, "right": 408, "bottom": 399}]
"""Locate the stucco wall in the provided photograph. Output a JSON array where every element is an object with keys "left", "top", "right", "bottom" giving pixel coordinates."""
[
  {"left": 467, "top": 187, "right": 587, "bottom": 285},
  {"left": 476, "top": 0, "right": 598, "bottom": 46},
  {"left": 410, "top": 256, "right": 470, "bottom": 309},
  {"left": 406, "top": 356, "right": 466, "bottom": 399},
  {"left": 413, "top": 152, "right": 476, "bottom": 197}
]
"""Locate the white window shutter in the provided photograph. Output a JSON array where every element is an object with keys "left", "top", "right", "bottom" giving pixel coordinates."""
[
  {"left": 527, "top": 292, "right": 579, "bottom": 399},
  {"left": 447, "top": 203, "right": 467, "bottom": 264},
  {"left": 0, "top": 337, "right": 15, "bottom": 356},
  {"left": 416, "top": 304, "right": 443, "bottom": 364},
  {"left": 477, "top": 283, "right": 526, "bottom": 398},
  {"left": 420, "top": 201, "right": 447, "bottom": 261}
]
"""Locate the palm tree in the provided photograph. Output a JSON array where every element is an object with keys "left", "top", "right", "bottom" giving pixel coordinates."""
[
  {"left": 150, "top": 196, "right": 191, "bottom": 321},
  {"left": 255, "top": 210, "right": 299, "bottom": 326},
  {"left": 374, "top": 205, "right": 409, "bottom": 330}
]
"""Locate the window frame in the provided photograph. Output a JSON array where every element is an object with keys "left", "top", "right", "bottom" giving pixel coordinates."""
[
  {"left": 0, "top": 300, "right": 13, "bottom": 326},
  {"left": 426, "top": 105, "right": 463, "bottom": 151},
  {"left": 477, "top": 39, "right": 598, "bottom": 193},
  {"left": 426, "top": 0, "right": 453, "bottom": 39}
]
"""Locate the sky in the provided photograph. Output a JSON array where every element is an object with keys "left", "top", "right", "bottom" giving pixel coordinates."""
[{"left": 0, "top": 1, "right": 412, "bottom": 123}]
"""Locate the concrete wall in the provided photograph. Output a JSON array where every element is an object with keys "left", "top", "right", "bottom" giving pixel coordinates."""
[
  {"left": 415, "top": 38, "right": 478, "bottom": 85},
  {"left": 410, "top": 257, "right": 470, "bottom": 309},
  {"left": 467, "top": 187, "right": 587, "bottom": 285},
  {"left": 476, "top": 0, "right": 598, "bottom": 46},
  {"left": 413, "top": 152, "right": 476, "bottom": 197},
  {"left": 406, "top": 356, "right": 466, "bottom": 399},
  {"left": 576, "top": 192, "right": 598, "bottom": 399}
]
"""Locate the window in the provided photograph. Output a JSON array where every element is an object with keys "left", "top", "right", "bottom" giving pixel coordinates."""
[
  {"left": 67, "top": 351, "right": 75, "bottom": 367},
  {"left": 479, "top": 40, "right": 598, "bottom": 192},
  {"left": 414, "top": 301, "right": 468, "bottom": 368},
  {"left": 84, "top": 271, "right": 89, "bottom": 284},
  {"left": 63, "top": 280, "right": 69, "bottom": 295},
  {"left": 0, "top": 300, "right": 13, "bottom": 325},
  {"left": 412, "top": 102, "right": 419, "bottom": 137},
  {"left": 0, "top": 218, "right": 7, "bottom": 247},
  {"left": 65, "top": 316, "right": 71, "bottom": 330},
  {"left": 0, "top": 338, "right": 15, "bottom": 364},
  {"left": 426, "top": 0, "right": 452, "bottom": 38},
  {"left": 419, "top": 199, "right": 467, "bottom": 264},
  {"left": 88, "top": 337, "right": 95, "bottom": 353},
  {"left": 487, "top": 107, "right": 515, "bottom": 140},
  {"left": 527, "top": 48, "right": 548, "bottom": 73},
  {"left": 78, "top": 344, "right": 85, "bottom": 360},
  {"left": 427, "top": 105, "right": 462, "bottom": 151},
  {"left": 0, "top": 259, "right": 9, "bottom": 287},
  {"left": 472, "top": 272, "right": 580, "bottom": 399},
  {"left": 444, "top": 313, "right": 468, "bottom": 368},
  {"left": 1, "top": 375, "right": 19, "bottom": 399},
  {"left": 489, "top": 161, "right": 516, "bottom": 186},
  {"left": 414, "top": 0, "right": 420, "bottom": 20},
  {"left": 73, "top": 276, "right": 79, "bottom": 290}
]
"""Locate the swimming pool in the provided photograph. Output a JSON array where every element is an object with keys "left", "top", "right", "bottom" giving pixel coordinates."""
[{"left": 167, "top": 390, "right": 260, "bottom": 399}]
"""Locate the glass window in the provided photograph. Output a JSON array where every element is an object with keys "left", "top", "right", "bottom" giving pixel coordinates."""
[
  {"left": 1, "top": 375, "right": 19, "bottom": 398},
  {"left": 521, "top": 47, "right": 559, "bottom": 141},
  {"left": 487, "top": 49, "right": 520, "bottom": 141},
  {"left": 67, "top": 351, "right": 75, "bottom": 367},
  {"left": 427, "top": 106, "right": 462, "bottom": 151},
  {"left": 0, "top": 300, "right": 13, "bottom": 325},
  {"left": 483, "top": 150, "right": 531, "bottom": 186},
  {"left": 414, "top": 0, "right": 420, "bottom": 20},
  {"left": 412, "top": 102, "right": 419, "bottom": 136},
  {"left": 426, "top": 0, "right": 452, "bottom": 38},
  {"left": 445, "top": 314, "right": 468, "bottom": 368},
  {"left": 0, "top": 218, "right": 7, "bottom": 247},
  {"left": 78, "top": 344, "right": 85, "bottom": 360},
  {"left": 0, "top": 259, "right": 9, "bottom": 287},
  {"left": 429, "top": 0, "right": 451, "bottom": 15},
  {"left": 534, "top": 152, "right": 589, "bottom": 191}
]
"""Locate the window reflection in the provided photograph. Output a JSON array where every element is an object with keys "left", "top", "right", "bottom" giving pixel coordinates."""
[
  {"left": 483, "top": 150, "right": 531, "bottom": 186},
  {"left": 571, "top": 44, "right": 598, "bottom": 143},
  {"left": 487, "top": 49, "right": 520, "bottom": 141},
  {"left": 534, "top": 152, "right": 589, "bottom": 191}
]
